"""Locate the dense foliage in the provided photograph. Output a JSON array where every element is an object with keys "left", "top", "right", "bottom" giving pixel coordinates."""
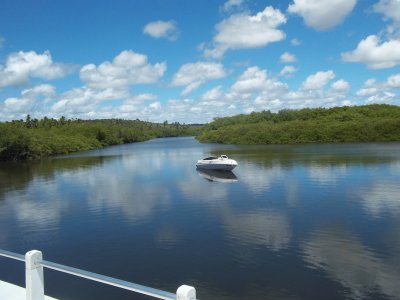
[
  {"left": 197, "top": 104, "right": 400, "bottom": 144},
  {"left": 0, "top": 117, "right": 200, "bottom": 161}
]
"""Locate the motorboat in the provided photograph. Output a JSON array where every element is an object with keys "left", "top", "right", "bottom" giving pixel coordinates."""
[
  {"left": 197, "top": 169, "right": 238, "bottom": 183},
  {"left": 196, "top": 155, "right": 238, "bottom": 171}
]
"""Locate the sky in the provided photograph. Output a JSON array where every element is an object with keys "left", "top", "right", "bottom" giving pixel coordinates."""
[{"left": 0, "top": 0, "right": 400, "bottom": 124}]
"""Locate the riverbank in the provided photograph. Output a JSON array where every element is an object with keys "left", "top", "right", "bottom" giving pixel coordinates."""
[
  {"left": 197, "top": 104, "right": 400, "bottom": 144},
  {"left": 0, "top": 118, "right": 201, "bottom": 161}
]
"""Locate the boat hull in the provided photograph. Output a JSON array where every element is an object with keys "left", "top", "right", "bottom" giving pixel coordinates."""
[{"left": 196, "top": 162, "right": 237, "bottom": 171}]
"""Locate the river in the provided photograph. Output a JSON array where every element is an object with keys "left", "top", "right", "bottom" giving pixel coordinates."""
[{"left": 1, "top": 137, "right": 400, "bottom": 300}]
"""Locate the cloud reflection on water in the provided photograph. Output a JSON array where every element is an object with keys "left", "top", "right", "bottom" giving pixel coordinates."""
[
  {"left": 355, "top": 182, "right": 400, "bottom": 218},
  {"left": 302, "top": 227, "right": 400, "bottom": 299},
  {"left": 221, "top": 207, "right": 291, "bottom": 252}
]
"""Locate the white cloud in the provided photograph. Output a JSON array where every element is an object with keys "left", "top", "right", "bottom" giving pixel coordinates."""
[
  {"left": 125, "top": 93, "right": 157, "bottom": 104},
  {"left": 4, "top": 97, "right": 33, "bottom": 113},
  {"left": 279, "top": 65, "right": 297, "bottom": 77},
  {"left": 229, "top": 66, "right": 289, "bottom": 110},
  {"left": 221, "top": 0, "right": 244, "bottom": 12},
  {"left": 204, "top": 6, "right": 286, "bottom": 59},
  {"left": 387, "top": 73, "right": 400, "bottom": 87},
  {"left": 374, "top": 0, "right": 400, "bottom": 24},
  {"left": 200, "top": 86, "right": 223, "bottom": 102},
  {"left": 0, "top": 50, "right": 75, "bottom": 88},
  {"left": 171, "top": 62, "right": 226, "bottom": 96},
  {"left": 331, "top": 79, "right": 350, "bottom": 92},
  {"left": 149, "top": 101, "right": 161, "bottom": 110},
  {"left": 3, "top": 84, "right": 56, "bottom": 117},
  {"left": 288, "top": 0, "right": 357, "bottom": 31},
  {"left": 118, "top": 94, "right": 157, "bottom": 114},
  {"left": 143, "top": 20, "right": 179, "bottom": 41},
  {"left": 355, "top": 77, "right": 398, "bottom": 104},
  {"left": 231, "top": 66, "right": 269, "bottom": 93},
  {"left": 51, "top": 86, "right": 128, "bottom": 117},
  {"left": 342, "top": 35, "right": 400, "bottom": 69},
  {"left": 80, "top": 50, "right": 166, "bottom": 90},
  {"left": 301, "top": 70, "right": 335, "bottom": 90},
  {"left": 280, "top": 52, "right": 297, "bottom": 63},
  {"left": 366, "top": 91, "right": 396, "bottom": 103},
  {"left": 291, "top": 38, "right": 301, "bottom": 46}
]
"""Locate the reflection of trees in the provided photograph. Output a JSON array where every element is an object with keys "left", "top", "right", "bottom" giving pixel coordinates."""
[
  {"left": 0, "top": 156, "right": 110, "bottom": 200},
  {"left": 214, "top": 143, "right": 400, "bottom": 170},
  {"left": 302, "top": 227, "right": 400, "bottom": 299}
]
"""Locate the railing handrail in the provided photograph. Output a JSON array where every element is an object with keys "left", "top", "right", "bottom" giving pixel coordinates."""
[
  {"left": 0, "top": 249, "right": 25, "bottom": 262},
  {"left": 0, "top": 249, "right": 196, "bottom": 300},
  {"left": 39, "top": 259, "right": 176, "bottom": 300}
]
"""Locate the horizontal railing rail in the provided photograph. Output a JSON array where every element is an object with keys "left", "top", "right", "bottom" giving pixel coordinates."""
[
  {"left": 0, "top": 249, "right": 25, "bottom": 262},
  {"left": 0, "top": 249, "right": 196, "bottom": 300},
  {"left": 39, "top": 259, "right": 176, "bottom": 300}
]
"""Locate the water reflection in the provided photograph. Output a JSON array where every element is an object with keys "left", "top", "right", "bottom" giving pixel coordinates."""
[
  {"left": 355, "top": 182, "right": 400, "bottom": 218},
  {"left": 307, "top": 164, "right": 348, "bottom": 185},
  {"left": 1, "top": 139, "right": 400, "bottom": 300},
  {"left": 222, "top": 207, "right": 291, "bottom": 252},
  {"left": 196, "top": 169, "right": 238, "bottom": 183},
  {"left": 302, "top": 227, "right": 400, "bottom": 299},
  {"left": 238, "top": 161, "right": 284, "bottom": 195}
]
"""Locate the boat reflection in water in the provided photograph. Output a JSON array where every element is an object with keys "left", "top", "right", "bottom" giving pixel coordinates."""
[{"left": 197, "top": 169, "right": 238, "bottom": 183}]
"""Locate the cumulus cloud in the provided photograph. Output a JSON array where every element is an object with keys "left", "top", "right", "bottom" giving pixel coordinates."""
[
  {"left": 200, "top": 86, "right": 223, "bottom": 102},
  {"left": 355, "top": 77, "right": 398, "bottom": 104},
  {"left": 230, "top": 66, "right": 287, "bottom": 97},
  {"left": 342, "top": 35, "right": 400, "bottom": 69},
  {"left": 280, "top": 52, "right": 297, "bottom": 63},
  {"left": 331, "top": 79, "right": 350, "bottom": 92},
  {"left": 301, "top": 70, "right": 335, "bottom": 90},
  {"left": 204, "top": 6, "right": 286, "bottom": 59},
  {"left": 143, "top": 20, "right": 179, "bottom": 41},
  {"left": 231, "top": 66, "right": 269, "bottom": 93},
  {"left": 279, "top": 65, "right": 297, "bottom": 77},
  {"left": 80, "top": 50, "right": 166, "bottom": 90},
  {"left": 51, "top": 86, "right": 129, "bottom": 117},
  {"left": 0, "top": 50, "right": 75, "bottom": 88},
  {"left": 288, "top": 0, "right": 357, "bottom": 31},
  {"left": 291, "top": 38, "right": 301, "bottom": 46},
  {"left": 374, "top": 0, "right": 400, "bottom": 25},
  {"left": 387, "top": 73, "right": 400, "bottom": 87},
  {"left": 2, "top": 84, "right": 56, "bottom": 119},
  {"left": 229, "top": 66, "right": 289, "bottom": 109},
  {"left": 221, "top": 0, "right": 244, "bottom": 12},
  {"left": 171, "top": 62, "right": 226, "bottom": 96}
]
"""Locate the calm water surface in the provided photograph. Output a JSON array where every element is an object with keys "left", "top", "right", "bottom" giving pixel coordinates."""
[{"left": 1, "top": 137, "right": 400, "bottom": 300}]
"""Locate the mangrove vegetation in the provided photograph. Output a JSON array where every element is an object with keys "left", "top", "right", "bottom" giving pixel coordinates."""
[
  {"left": 0, "top": 117, "right": 200, "bottom": 161},
  {"left": 196, "top": 104, "right": 400, "bottom": 144}
]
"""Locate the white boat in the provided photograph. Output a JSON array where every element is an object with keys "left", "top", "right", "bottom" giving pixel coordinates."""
[{"left": 196, "top": 155, "right": 238, "bottom": 171}]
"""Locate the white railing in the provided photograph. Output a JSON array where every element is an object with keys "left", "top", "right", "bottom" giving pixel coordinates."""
[{"left": 0, "top": 249, "right": 197, "bottom": 300}]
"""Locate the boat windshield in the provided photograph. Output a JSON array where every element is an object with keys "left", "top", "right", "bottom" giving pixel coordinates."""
[
  {"left": 220, "top": 155, "right": 228, "bottom": 159},
  {"left": 203, "top": 156, "right": 218, "bottom": 160}
]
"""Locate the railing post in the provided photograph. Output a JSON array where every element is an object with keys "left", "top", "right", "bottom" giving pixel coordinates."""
[
  {"left": 25, "top": 250, "right": 45, "bottom": 300},
  {"left": 176, "top": 285, "right": 196, "bottom": 300}
]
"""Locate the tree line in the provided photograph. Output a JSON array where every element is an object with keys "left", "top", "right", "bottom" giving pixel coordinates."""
[
  {"left": 0, "top": 116, "right": 201, "bottom": 161},
  {"left": 196, "top": 104, "right": 400, "bottom": 144}
]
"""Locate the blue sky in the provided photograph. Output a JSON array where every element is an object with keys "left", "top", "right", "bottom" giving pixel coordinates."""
[{"left": 0, "top": 0, "right": 400, "bottom": 123}]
